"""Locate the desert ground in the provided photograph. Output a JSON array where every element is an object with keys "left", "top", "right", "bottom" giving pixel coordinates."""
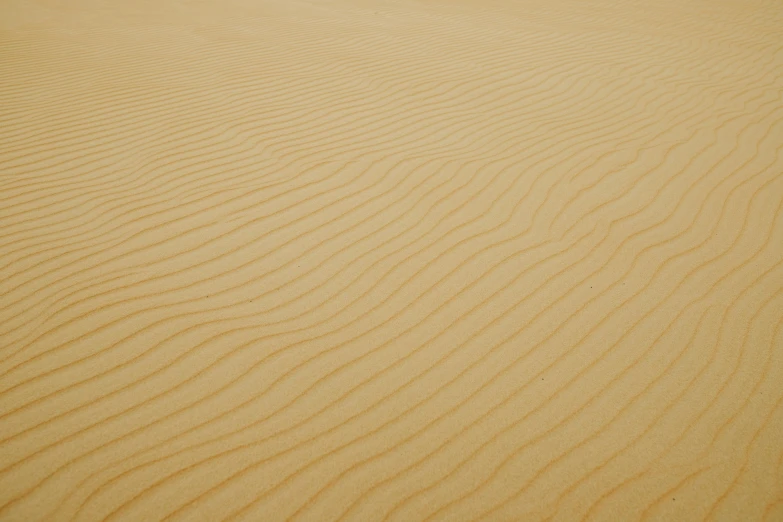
[{"left": 1, "top": 0, "right": 783, "bottom": 520}]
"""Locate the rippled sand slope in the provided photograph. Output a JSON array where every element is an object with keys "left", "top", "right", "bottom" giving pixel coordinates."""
[{"left": 2, "top": 0, "right": 783, "bottom": 520}]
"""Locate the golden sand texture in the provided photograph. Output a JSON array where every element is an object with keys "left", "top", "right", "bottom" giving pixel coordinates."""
[{"left": 2, "top": 0, "right": 783, "bottom": 520}]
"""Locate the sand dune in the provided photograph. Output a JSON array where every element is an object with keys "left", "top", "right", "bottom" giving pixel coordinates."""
[{"left": 2, "top": 0, "right": 783, "bottom": 520}]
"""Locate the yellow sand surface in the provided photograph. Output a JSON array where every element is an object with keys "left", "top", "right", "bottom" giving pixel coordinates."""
[{"left": 2, "top": 0, "right": 783, "bottom": 520}]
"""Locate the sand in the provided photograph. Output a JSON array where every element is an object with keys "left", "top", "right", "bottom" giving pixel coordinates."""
[{"left": 1, "top": 0, "right": 783, "bottom": 520}]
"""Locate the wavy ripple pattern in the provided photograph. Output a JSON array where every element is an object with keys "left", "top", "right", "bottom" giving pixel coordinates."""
[{"left": 2, "top": 0, "right": 783, "bottom": 520}]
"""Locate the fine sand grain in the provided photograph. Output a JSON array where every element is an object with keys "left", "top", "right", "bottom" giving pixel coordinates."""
[{"left": 2, "top": 0, "right": 783, "bottom": 520}]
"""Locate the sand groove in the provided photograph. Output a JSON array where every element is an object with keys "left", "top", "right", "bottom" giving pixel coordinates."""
[{"left": 2, "top": 0, "right": 783, "bottom": 520}]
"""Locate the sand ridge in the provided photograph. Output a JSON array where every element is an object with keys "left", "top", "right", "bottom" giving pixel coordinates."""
[{"left": 1, "top": 0, "right": 783, "bottom": 520}]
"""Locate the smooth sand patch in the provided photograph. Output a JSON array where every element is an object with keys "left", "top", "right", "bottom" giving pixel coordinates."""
[{"left": 1, "top": 0, "right": 782, "bottom": 520}]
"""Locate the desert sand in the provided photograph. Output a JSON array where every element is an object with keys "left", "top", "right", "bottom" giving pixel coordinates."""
[{"left": 1, "top": 0, "right": 783, "bottom": 520}]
